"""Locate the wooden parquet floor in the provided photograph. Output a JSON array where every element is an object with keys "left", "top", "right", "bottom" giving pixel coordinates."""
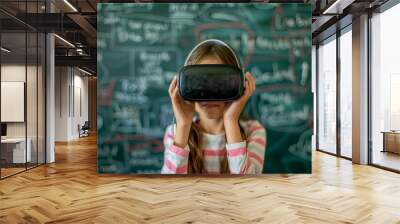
[{"left": 0, "top": 135, "right": 400, "bottom": 224}]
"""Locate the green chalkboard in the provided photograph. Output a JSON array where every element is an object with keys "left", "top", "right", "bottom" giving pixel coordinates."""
[{"left": 97, "top": 3, "right": 312, "bottom": 174}]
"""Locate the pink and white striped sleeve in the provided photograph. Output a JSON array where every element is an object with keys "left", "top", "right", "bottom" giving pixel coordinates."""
[
  {"left": 161, "top": 125, "right": 190, "bottom": 174},
  {"left": 226, "top": 120, "right": 267, "bottom": 174}
]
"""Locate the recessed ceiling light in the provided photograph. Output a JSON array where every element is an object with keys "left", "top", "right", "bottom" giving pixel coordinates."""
[
  {"left": 78, "top": 67, "right": 92, "bottom": 76},
  {"left": 63, "top": 0, "right": 78, "bottom": 12},
  {"left": 54, "top": 34, "right": 75, "bottom": 48},
  {"left": 322, "top": 0, "right": 354, "bottom": 15},
  {"left": 1, "top": 47, "right": 11, "bottom": 53}
]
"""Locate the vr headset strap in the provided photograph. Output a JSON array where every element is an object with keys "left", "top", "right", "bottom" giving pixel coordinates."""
[{"left": 183, "top": 39, "right": 242, "bottom": 71}]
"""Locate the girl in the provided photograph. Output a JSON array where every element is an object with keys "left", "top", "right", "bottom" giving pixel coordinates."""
[{"left": 161, "top": 39, "right": 266, "bottom": 174}]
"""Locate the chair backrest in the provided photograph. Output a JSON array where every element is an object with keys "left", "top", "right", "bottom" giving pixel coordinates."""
[{"left": 82, "top": 121, "right": 90, "bottom": 129}]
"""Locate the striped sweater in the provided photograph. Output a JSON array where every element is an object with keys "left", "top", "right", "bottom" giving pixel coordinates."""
[{"left": 161, "top": 120, "right": 267, "bottom": 174}]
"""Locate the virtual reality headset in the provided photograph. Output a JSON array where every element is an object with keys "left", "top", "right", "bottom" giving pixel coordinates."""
[
  {"left": 178, "top": 64, "right": 244, "bottom": 101},
  {"left": 178, "top": 39, "right": 245, "bottom": 101}
]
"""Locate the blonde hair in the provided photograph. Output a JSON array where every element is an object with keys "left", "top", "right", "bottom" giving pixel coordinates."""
[{"left": 185, "top": 40, "right": 246, "bottom": 174}]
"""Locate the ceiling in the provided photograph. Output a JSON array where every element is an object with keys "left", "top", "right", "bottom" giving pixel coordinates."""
[{"left": 0, "top": 0, "right": 393, "bottom": 75}]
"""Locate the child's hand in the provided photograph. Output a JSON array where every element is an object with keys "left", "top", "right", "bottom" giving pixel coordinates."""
[
  {"left": 223, "top": 72, "right": 256, "bottom": 123},
  {"left": 169, "top": 76, "right": 195, "bottom": 127}
]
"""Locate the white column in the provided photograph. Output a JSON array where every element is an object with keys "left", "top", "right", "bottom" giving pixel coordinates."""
[
  {"left": 46, "top": 33, "right": 55, "bottom": 163},
  {"left": 352, "top": 14, "right": 369, "bottom": 164},
  {"left": 46, "top": 1, "right": 55, "bottom": 163}
]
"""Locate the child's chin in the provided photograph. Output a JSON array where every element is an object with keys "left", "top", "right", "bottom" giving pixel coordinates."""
[{"left": 204, "top": 112, "right": 223, "bottom": 119}]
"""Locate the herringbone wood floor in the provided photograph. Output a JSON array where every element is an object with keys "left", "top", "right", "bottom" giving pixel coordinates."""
[{"left": 0, "top": 135, "right": 400, "bottom": 224}]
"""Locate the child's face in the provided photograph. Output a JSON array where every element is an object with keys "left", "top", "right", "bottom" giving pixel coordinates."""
[{"left": 194, "top": 55, "right": 226, "bottom": 119}]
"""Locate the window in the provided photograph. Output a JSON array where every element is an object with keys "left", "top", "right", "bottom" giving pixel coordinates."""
[
  {"left": 370, "top": 3, "right": 400, "bottom": 171},
  {"left": 339, "top": 27, "right": 352, "bottom": 158},
  {"left": 317, "top": 36, "right": 337, "bottom": 154}
]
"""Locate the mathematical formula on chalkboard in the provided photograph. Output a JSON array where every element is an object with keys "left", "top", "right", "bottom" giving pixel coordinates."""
[{"left": 97, "top": 3, "right": 312, "bottom": 174}]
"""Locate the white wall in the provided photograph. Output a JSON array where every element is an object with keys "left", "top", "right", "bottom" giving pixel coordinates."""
[
  {"left": 1, "top": 65, "right": 26, "bottom": 130},
  {"left": 1, "top": 63, "right": 46, "bottom": 164},
  {"left": 55, "top": 67, "right": 69, "bottom": 141},
  {"left": 1, "top": 82, "right": 25, "bottom": 122},
  {"left": 71, "top": 73, "right": 89, "bottom": 138},
  {"left": 1, "top": 65, "right": 39, "bottom": 138},
  {"left": 1, "top": 65, "right": 26, "bottom": 81},
  {"left": 55, "top": 67, "right": 89, "bottom": 141},
  {"left": 1, "top": 65, "right": 26, "bottom": 140}
]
